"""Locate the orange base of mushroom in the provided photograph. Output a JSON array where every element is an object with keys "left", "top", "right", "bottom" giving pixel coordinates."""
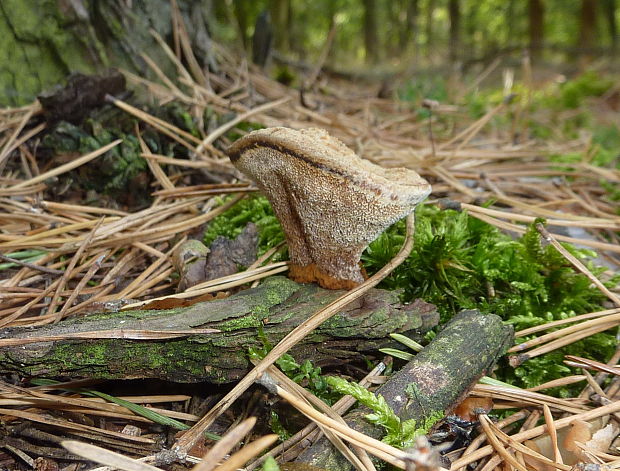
[{"left": 288, "top": 263, "right": 367, "bottom": 290}]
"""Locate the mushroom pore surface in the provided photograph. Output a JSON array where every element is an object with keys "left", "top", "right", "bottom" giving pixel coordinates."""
[{"left": 227, "top": 127, "right": 431, "bottom": 289}]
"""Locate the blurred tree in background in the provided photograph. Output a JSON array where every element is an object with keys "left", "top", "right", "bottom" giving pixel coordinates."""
[
  {"left": 217, "top": 0, "right": 618, "bottom": 68},
  {"left": 1, "top": 0, "right": 619, "bottom": 105}
]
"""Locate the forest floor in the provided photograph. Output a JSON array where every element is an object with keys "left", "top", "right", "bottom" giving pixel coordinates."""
[{"left": 0, "top": 29, "right": 620, "bottom": 471}]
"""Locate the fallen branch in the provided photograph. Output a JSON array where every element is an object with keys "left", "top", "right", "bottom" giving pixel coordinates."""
[
  {"left": 0, "top": 276, "right": 438, "bottom": 383},
  {"left": 296, "top": 309, "right": 514, "bottom": 470}
]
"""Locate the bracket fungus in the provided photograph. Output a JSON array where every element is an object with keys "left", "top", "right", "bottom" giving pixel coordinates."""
[{"left": 227, "top": 127, "right": 431, "bottom": 289}]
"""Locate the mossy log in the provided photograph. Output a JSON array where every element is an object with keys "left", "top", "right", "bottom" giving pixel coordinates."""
[
  {"left": 0, "top": 277, "right": 438, "bottom": 383},
  {"left": 296, "top": 310, "right": 514, "bottom": 470}
]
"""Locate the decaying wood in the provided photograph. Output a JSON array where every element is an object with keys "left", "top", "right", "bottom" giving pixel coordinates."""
[
  {"left": 0, "top": 276, "right": 438, "bottom": 383},
  {"left": 295, "top": 309, "right": 514, "bottom": 470}
]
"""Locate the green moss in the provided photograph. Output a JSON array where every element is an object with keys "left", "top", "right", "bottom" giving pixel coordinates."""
[
  {"left": 39, "top": 101, "right": 205, "bottom": 203},
  {"left": 218, "top": 314, "right": 262, "bottom": 331},
  {"left": 328, "top": 376, "right": 442, "bottom": 449},
  {"left": 0, "top": 0, "right": 97, "bottom": 105},
  {"left": 362, "top": 206, "right": 617, "bottom": 391},
  {"left": 39, "top": 338, "right": 243, "bottom": 383}
]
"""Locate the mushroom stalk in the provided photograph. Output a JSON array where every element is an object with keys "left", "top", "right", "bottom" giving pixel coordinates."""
[{"left": 227, "top": 127, "right": 431, "bottom": 289}]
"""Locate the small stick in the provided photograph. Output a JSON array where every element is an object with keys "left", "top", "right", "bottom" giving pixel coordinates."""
[
  {"left": 54, "top": 252, "right": 108, "bottom": 321},
  {"left": 461, "top": 203, "right": 620, "bottom": 230},
  {"left": 207, "top": 434, "right": 279, "bottom": 471},
  {"left": 470, "top": 212, "right": 620, "bottom": 254},
  {"left": 0, "top": 253, "right": 63, "bottom": 275},
  {"left": 509, "top": 322, "right": 619, "bottom": 366},
  {"left": 49, "top": 218, "right": 104, "bottom": 323},
  {"left": 192, "top": 418, "right": 256, "bottom": 471},
  {"left": 62, "top": 441, "right": 163, "bottom": 471},
  {"left": 526, "top": 375, "right": 586, "bottom": 392},
  {"left": 510, "top": 313, "right": 620, "bottom": 352},
  {"left": 535, "top": 222, "right": 620, "bottom": 307},
  {"left": 478, "top": 415, "right": 528, "bottom": 471},
  {"left": 136, "top": 124, "right": 175, "bottom": 190},
  {"left": 565, "top": 355, "right": 620, "bottom": 377},
  {"left": 66, "top": 283, "right": 116, "bottom": 316},
  {"left": 516, "top": 307, "right": 620, "bottom": 337},
  {"left": 542, "top": 404, "right": 563, "bottom": 466}
]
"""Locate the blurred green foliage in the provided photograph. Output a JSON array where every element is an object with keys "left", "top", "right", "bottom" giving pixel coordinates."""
[{"left": 212, "top": 0, "right": 618, "bottom": 66}]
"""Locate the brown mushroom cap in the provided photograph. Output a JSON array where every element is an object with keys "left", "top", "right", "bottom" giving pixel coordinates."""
[{"left": 227, "top": 127, "right": 431, "bottom": 289}]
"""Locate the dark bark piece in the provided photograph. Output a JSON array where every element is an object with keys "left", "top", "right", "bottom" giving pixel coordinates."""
[
  {"left": 175, "top": 224, "right": 258, "bottom": 292},
  {"left": 203, "top": 223, "right": 258, "bottom": 282},
  {"left": 296, "top": 310, "right": 514, "bottom": 470},
  {"left": 0, "top": 277, "right": 438, "bottom": 384},
  {"left": 38, "top": 70, "right": 126, "bottom": 124}
]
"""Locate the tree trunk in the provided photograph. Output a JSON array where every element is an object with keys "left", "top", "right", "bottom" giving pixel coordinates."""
[
  {"left": 603, "top": 0, "right": 618, "bottom": 53},
  {"left": 232, "top": 0, "right": 251, "bottom": 49},
  {"left": 528, "top": 0, "right": 545, "bottom": 60},
  {"left": 448, "top": 0, "right": 461, "bottom": 62},
  {"left": 604, "top": 0, "right": 617, "bottom": 51},
  {"left": 425, "top": 0, "right": 436, "bottom": 59},
  {"left": 464, "top": 3, "right": 480, "bottom": 62},
  {"left": 400, "top": 0, "right": 419, "bottom": 55},
  {"left": 269, "top": 0, "right": 291, "bottom": 53},
  {"left": 386, "top": 0, "right": 400, "bottom": 57},
  {"left": 296, "top": 310, "right": 514, "bottom": 470},
  {"left": 507, "top": 0, "right": 516, "bottom": 44},
  {"left": 0, "top": 277, "right": 439, "bottom": 383},
  {"left": 579, "top": 0, "right": 598, "bottom": 65},
  {"left": 363, "top": 0, "right": 379, "bottom": 63},
  {"left": 0, "top": 0, "right": 214, "bottom": 107}
]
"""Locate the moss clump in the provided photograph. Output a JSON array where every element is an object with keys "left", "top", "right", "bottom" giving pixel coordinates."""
[
  {"left": 363, "top": 205, "right": 617, "bottom": 391},
  {"left": 365, "top": 207, "right": 611, "bottom": 323}
]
